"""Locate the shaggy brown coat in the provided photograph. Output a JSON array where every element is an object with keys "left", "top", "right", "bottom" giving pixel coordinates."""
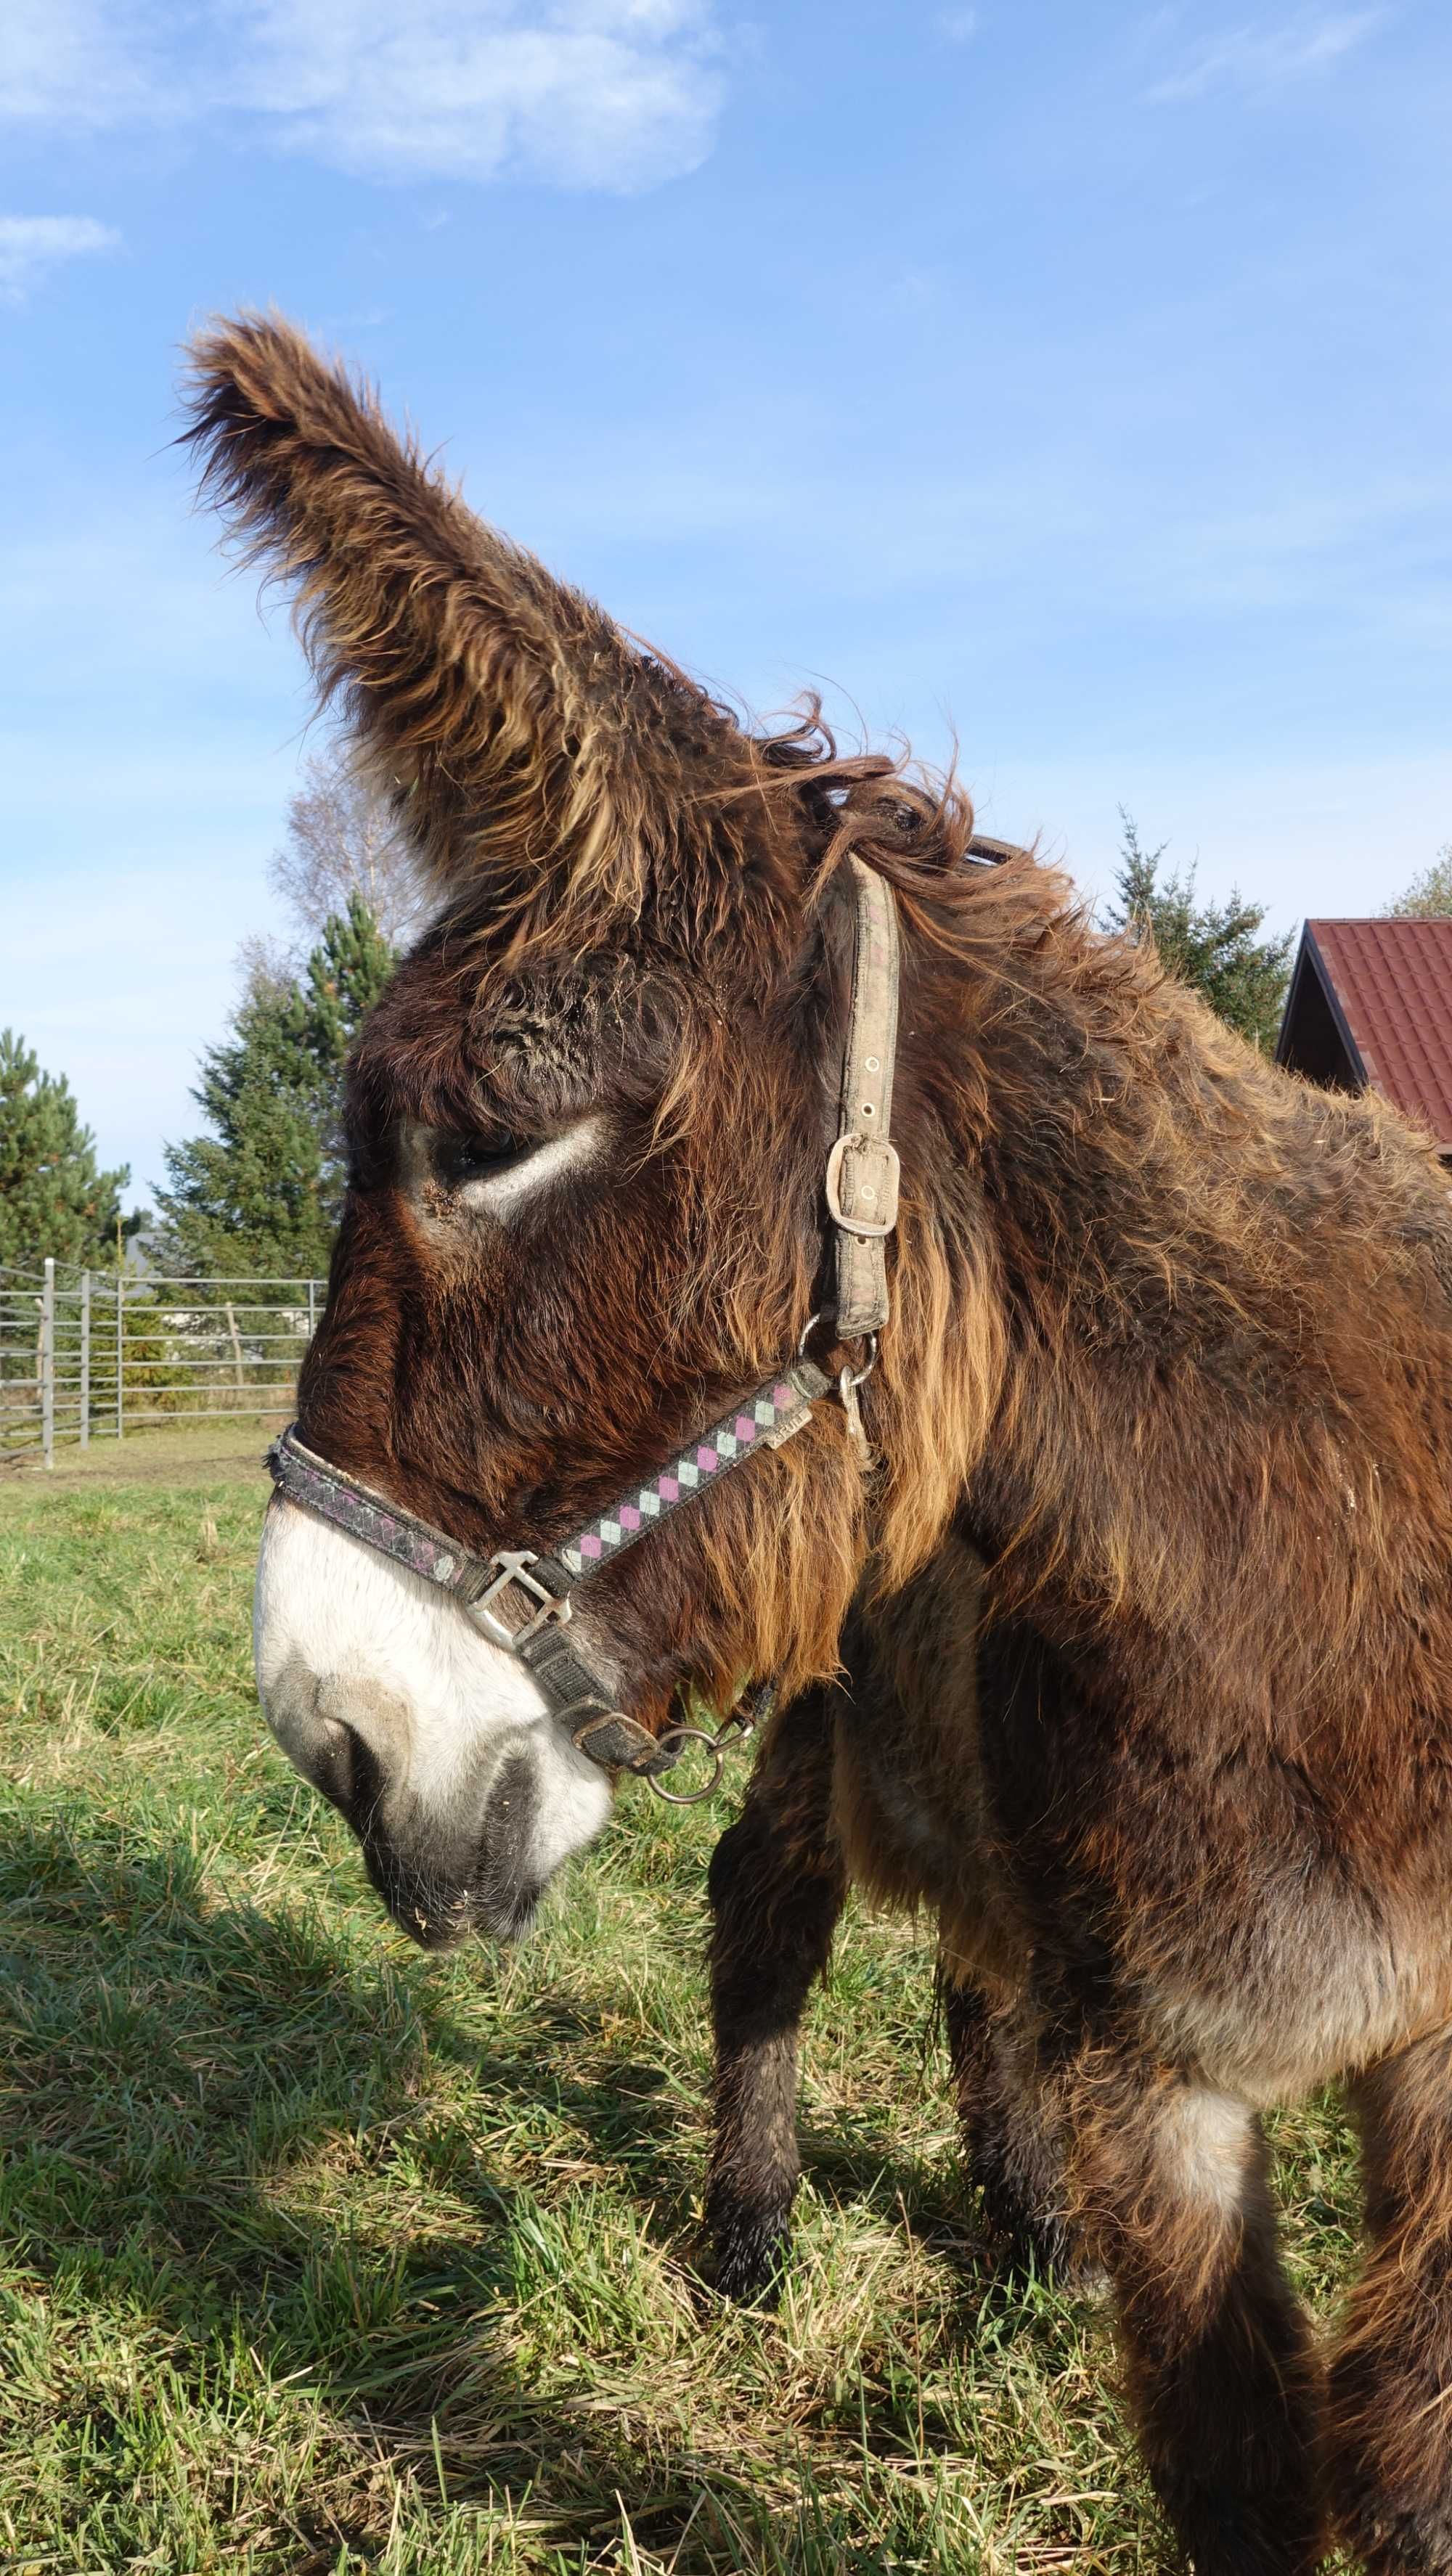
[{"left": 189, "top": 314, "right": 1452, "bottom": 2575}]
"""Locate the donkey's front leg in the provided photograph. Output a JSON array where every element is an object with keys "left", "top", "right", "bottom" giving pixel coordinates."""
[
  {"left": 942, "top": 1973, "right": 1082, "bottom": 2283},
  {"left": 705, "top": 1685, "right": 845, "bottom": 2304},
  {"left": 1057, "top": 2032, "right": 1323, "bottom": 2575},
  {"left": 1327, "top": 2023, "right": 1452, "bottom": 2573}
]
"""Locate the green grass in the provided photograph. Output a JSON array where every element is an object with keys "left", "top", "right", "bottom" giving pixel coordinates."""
[{"left": 0, "top": 1471, "right": 1362, "bottom": 2575}]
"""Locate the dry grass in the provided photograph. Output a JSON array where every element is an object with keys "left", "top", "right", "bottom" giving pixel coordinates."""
[
  {"left": 0, "top": 1473, "right": 1362, "bottom": 2572},
  {"left": 7, "top": 1418, "right": 285, "bottom": 1489}
]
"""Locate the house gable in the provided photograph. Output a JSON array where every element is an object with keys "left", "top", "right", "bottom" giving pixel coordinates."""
[
  {"left": 1275, "top": 917, "right": 1452, "bottom": 1156},
  {"left": 1276, "top": 928, "right": 1365, "bottom": 1095}
]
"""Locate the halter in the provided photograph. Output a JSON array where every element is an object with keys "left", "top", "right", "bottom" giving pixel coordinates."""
[{"left": 267, "top": 856, "right": 902, "bottom": 1800}]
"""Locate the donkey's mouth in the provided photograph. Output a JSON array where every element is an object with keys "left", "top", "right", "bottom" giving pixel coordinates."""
[
  {"left": 361, "top": 1836, "right": 544, "bottom": 1950},
  {"left": 399, "top": 1883, "right": 543, "bottom": 1950},
  {"left": 362, "top": 1750, "right": 548, "bottom": 1950}
]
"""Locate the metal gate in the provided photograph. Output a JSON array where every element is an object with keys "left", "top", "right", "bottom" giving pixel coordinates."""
[{"left": 0, "top": 1261, "right": 327, "bottom": 1466}]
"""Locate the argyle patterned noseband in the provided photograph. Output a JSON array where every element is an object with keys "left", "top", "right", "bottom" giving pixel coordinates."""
[{"left": 266, "top": 1354, "right": 832, "bottom": 1794}]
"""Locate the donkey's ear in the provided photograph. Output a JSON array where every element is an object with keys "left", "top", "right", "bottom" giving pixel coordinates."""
[{"left": 184, "top": 314, "right": 773, "bottom": 949}]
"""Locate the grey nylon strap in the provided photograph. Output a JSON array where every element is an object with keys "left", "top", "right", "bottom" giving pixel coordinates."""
[{"left": 827, "top": 856, "right": 902, "bottom": 1337}]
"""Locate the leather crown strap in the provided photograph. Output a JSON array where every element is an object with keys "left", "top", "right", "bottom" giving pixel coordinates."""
[{"left": 266, "top": 856, "right": 902, "bottom": 1796}]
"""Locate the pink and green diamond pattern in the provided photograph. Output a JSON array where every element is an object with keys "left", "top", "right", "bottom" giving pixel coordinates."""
[{"left": 555, "top": 1367, "right": 819, "bottom": 1579}]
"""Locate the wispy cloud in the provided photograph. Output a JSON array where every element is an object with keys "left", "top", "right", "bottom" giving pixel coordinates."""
[
  {"left": 0, "top": 0, "right": 171, "bottom": 129},
  {"left": 936, "top": 6, "right": 979, "bottom": 39},
  {"left": 0, "top": 214, "right": 121, "bottom": 304},
  {"left": 239, "top": 0, "right": 724, "bottom": 189},
  {"left": 0, "top": 0, "right": 726, "bottom": 192},
  {"left": 1145, "top": 9, "right": 1387, "bottom": 105}
]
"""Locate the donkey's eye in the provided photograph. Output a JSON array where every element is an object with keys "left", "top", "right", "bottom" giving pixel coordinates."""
[
  {"left": 428, "top": 1112, "right": 610, "bottom": 1218},
  {"left": 446, "top": 1131, "right": 529, "bottom": 1183}
]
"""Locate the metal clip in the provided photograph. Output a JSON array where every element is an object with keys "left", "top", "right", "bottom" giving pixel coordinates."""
[
  {"left": 839, "top": 1366, "right": 873, "bottom": 1470},
  {"left": 837, "top": 1335, "right": 878, "bottom": 1472}
]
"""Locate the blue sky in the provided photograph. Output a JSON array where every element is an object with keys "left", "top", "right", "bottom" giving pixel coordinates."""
[{"left": 2, "top": 1, "right": 1449, "bottom": 1211}]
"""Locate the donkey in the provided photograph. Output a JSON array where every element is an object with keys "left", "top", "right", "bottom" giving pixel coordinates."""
[{"left": 191, "top": 315, "right": 1452, "bottom": 2574}]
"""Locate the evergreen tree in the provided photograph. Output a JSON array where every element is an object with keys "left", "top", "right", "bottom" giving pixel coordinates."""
[
  {"left": 154, "top": 896, "right": 393, "bottom": 1277},
  {"left": 1101, "top": 811, "right": 1294, "bottom": 1052},
  {"left": 0, "top": 1030, "right": 133, "bottom": 1269},
  {"left": 301, "top": 894, "right": 396, "bottom": 1093},
  {"left": 1384, "top": 845, "right": 1452, "bottom": 917},
  {"left": 299, "top": 892, "right": 397, "bottom": 1219}
]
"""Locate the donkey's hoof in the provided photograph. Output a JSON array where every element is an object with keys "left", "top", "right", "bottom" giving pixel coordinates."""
[
  {"left": 1331, "top": 2494, "right": 1452, "bottom": 2576},
  {"left": 998, "top": 2227, "right": 1107, "bottom": 2300},
  {"left": 709, "top": 2205, "right": 791, "bottom": 2307},
  {"left": 976, "top": 2192, "right": 1101, "bottom": 2296}
]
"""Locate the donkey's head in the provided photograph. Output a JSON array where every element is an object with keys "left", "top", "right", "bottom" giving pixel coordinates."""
[{"left": 189, "top": 317, "right": 980, "bottom": 1945}]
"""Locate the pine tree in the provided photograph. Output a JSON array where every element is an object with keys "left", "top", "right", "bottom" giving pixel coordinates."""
[
  {"left": 1102, "top": 811, "right": 1294, "bottom": 1052},
  {"left": 301, "top": 895, "right": 396, "bottom": 1090},
  {"left": 154, "top": 897, "right": 394, "bottom": 1278},
  {"left": 0, "top": 1031, "right": 132, "bottom": 1269}
]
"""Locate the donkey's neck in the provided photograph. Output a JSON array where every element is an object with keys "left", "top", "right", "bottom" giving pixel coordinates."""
[{"left": 888, "top": 877, "right": 1450, "bottom": 1690}]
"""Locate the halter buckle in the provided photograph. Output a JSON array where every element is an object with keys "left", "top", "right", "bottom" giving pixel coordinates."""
[
  {"left": 473, "top": 1550, "right": 571, "bottom": 1650},
  {"left": 825, "top": 1132, "right": 900, "bottom": 1238}
]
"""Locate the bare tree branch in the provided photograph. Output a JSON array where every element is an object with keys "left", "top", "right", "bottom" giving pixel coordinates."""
[
  {"left": 269, "top": 738, "right": 426, "bottom": 949},
  {"left": 233, "top": 931, "right": 296, "bottom": 1005}
]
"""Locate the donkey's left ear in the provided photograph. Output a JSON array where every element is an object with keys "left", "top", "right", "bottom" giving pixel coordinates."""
[{"left": 184, "top": 314, "right": 793, "bottom": 957}]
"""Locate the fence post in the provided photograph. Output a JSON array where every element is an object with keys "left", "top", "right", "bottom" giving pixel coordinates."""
[
  {"left": 116, "top": 1268, "right": 125, "bottom": 1442},
  {"left": 225, "top": 1299, "right": 245, "bottom": 1392},
  {"left": 308, "top": 1278, "right": 317, "bottom": 1340},
  {"left": 79, "top": 1268, "right": 91, "bottom": 1447},
  {"left": 41, "top": 1257, "right": 54, "bottom": 1470}
]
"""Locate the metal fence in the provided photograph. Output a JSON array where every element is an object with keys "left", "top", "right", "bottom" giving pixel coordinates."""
[{"left": 0, "top": 1260, "right": 326, "bottom": 1466}]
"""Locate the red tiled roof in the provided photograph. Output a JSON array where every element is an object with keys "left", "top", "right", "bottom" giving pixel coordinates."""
[{"left": 1308, "top": 917, "right": 1452, "bottom": 1153}]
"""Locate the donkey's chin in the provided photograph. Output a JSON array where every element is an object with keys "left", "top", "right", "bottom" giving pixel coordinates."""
[
  {"left": 362, "top": 1750, "right": 567, "bottom": 1950},
  {"left": 360, "top": 1841, "right": 545, "bottom": 1950},
  {"left": 253, "top": 1495, "right": 616, "bottom": 1947}
]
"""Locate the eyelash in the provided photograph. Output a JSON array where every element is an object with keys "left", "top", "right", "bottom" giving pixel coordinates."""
[{"left": 449, "top": 1132, "right": 529, "bottom": 1184}]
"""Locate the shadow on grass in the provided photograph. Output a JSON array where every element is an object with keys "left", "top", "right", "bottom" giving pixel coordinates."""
[{"left": 0, "top": 1804, "right": 1064, "bottom": 2568}]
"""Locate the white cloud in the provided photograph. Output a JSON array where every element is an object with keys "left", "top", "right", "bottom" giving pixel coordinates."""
[
  {"left": 239, "top": 0, "right": 722, "bottom": 189},
  {"left": 0, "top": 0, "right": 725, "bottom": 192},
  {"left": 0, "top": 215, "right": 121, "bottom": 303},
  {"left": 1145, "top": 9, "right": 1387, "bottom": 104},
  {"left": 0, "top": 0, "right": 166, "bottom": 128},
  {"left": 937, "top": 6, "right": 979, "bottom": 38}
]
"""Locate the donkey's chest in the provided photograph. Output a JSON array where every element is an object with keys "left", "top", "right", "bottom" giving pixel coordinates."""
[
  {"left": 833, "top": 1558, "right": 1452, "bottom": 2089},
  {"left": 830, "top": 1552, "right": 1033, "bottom": 1990}
]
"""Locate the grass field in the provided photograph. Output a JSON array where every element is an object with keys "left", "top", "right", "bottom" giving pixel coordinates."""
[{"left": 0, "top": 1457, "right": 1363, "bottom": 2575}]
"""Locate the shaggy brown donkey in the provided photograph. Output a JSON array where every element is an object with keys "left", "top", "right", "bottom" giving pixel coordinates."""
[{"left": 192, "top": 314, "right": 1452, "bottom": 2575}]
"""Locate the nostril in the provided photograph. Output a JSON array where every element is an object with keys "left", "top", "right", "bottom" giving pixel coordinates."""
[
  {"left": 317, "top": 1717, "right": 356, "bottom": 1811},
  {"left": 312, "top": 1715, "right": 384, "bottom": 1823}
]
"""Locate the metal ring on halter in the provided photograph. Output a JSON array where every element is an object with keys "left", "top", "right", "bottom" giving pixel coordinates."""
[
  {"left": 798, "top": 1312, "right": 878, "bottom": 1379},
  {"left": 796, "top": 1310, "right": 827, "bottom": 1362},
  {"left": 645, "top": 1724, "right": 729, "bottom": 1805},
  {"left": 842, "top": 1333, "right": 878, "bottom": 1388}
]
